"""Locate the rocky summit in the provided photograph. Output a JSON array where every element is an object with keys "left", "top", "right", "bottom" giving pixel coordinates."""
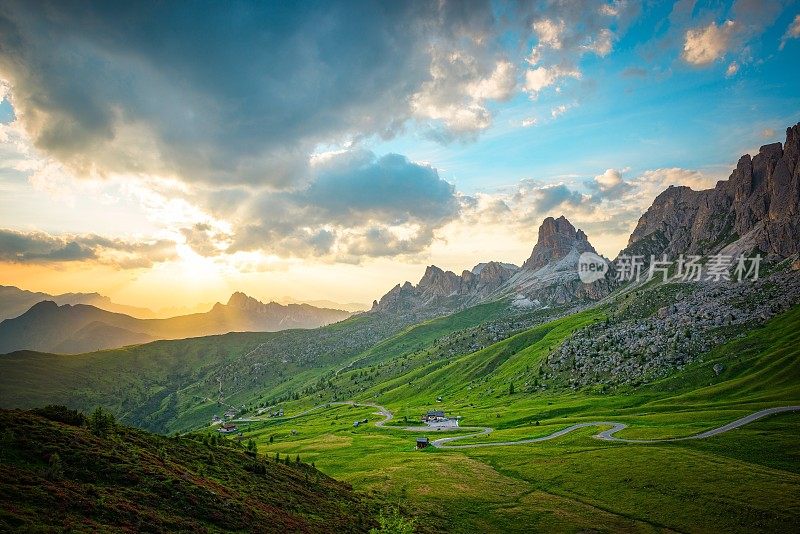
[
  {"left": 522, "top": 215, "right": 598, "bottom": 271},
  {"left": 508, "top": 216, "right": 612, "bottom": 306},
  {"left": 622, "top": 123, "right": 800, "bottom": 260}
]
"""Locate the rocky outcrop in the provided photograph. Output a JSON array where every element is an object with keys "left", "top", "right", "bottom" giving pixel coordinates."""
[
  {"left": 371, "top": 261, "right": 520, "bottom": 314},
  {"left": 623, "top": 123, "right": 800, "bottom": 260}
]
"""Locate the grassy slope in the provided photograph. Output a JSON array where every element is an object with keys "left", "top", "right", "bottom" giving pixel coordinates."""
[
  {"left": 0, "top": 407, "right": 376, "bottom": 533},
  {"left": 3, "top": 280, "right": 800, "bottom": 531},
  {"left": 234, "top": 304, "right": 800, "bottom": 532},
  {"left": 0, "top": 332, "right": 271, "bottom": 433},
  {"left": 342, "top": 299, "right": 511, "bottom": 371},
  {"left": 0, "top": 301, "right": 514, "bottom": 434}
]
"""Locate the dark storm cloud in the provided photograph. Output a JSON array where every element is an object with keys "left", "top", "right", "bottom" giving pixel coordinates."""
[
  {"left": 0, "top": 228, "right": 176, "bottom": 267},
  {"left": 0, "top": 0, "right": 498, "bottom": 187}
]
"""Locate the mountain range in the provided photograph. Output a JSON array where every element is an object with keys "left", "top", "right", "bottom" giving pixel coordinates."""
[
  {"left": 374, "top": 124, "right": 800, "bottom": 318},
  {"left": 3, "top": 124, "right": 798, "bottom": 358},
  {"left": 0, "top": 285, "right": 159, "bottom": 321},
  {"left": 0, "top": 292, "right": 352, "bottom": 354},
  {"left": 371, "top": 215, "right": 612, "bottom": 317}
]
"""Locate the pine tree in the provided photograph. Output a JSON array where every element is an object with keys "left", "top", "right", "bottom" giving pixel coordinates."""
[
  {"left": 509, "top": 382, "right": 515, "bottom": 395},
  {"left": 269, "top": 435, "right": 274, "bottom": 444},
  {"left": 295, "top": 454, "right": 300, "bottom": 464},
  {"left": 275, "top": 452, "right": 280, "bottom": 462},
  {"left": 88, "top": 406, "right": 115, "bottom": 437}
]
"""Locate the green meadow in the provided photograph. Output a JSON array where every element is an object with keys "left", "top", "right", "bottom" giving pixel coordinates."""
[{"left": 198, "top": 303, "right": 800, "bottom": 532}]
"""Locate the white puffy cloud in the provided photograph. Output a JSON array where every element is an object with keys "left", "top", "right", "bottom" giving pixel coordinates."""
[
  {"left": 594, "top": 169, "right": 623, "bottom": 191},
  {"left": 682, "top": 20, "right": 737, "bottom": 65},
  {"left": 725, "top": 61, "right": 740, "bottom": 77},
  {"left": 412, "top": 50, "right": 517, "bottom": 139},
  {"left": 532, "top": 18, "right": 565, "bottom": 51},
  {"left": 524, "top": 66, "right": 582, "bottom": 95},
  {"left": 582, "top": 28, "right": 615, "bottom": 56}
]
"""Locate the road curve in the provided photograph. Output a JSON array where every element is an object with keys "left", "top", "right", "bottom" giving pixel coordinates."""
[
  {"left": 433, "top": 405, "right": 800, "bottom": 449},
  {"left": 239, "top": 401, "right": 800, "bottom": 449}
]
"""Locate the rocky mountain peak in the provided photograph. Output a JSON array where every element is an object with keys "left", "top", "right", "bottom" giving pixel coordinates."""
[{"left": 522, "top": 215, "right": 596, "bottom": 271}]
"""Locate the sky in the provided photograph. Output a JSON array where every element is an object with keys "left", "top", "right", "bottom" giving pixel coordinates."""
[{"left": 0, "top": 0, "right": 799, "bottom": 311}]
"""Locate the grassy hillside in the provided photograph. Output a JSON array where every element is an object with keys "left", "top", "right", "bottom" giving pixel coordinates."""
[
  {"left": 224, "top": 303, "right": 800, "bottom": 532},
  {"left": 3, "top": 274, "right": 799, "bottom": 531},
  {"left": 0, "top": 406, "right": 378, "bottom": 532},
  {"left": 0, "top": 300, "right": 520, "bottom": 433}
]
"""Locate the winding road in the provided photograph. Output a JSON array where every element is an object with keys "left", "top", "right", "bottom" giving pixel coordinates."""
[{"left": 236, "top": 401, "right": 800, "bottom": 449}]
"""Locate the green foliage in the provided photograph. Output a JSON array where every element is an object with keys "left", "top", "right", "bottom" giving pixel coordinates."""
[
  {"left": 88, "top": 406, "right": 116, "bottom": 437},
  {"left": 370, "top": 507, "right": 415, "bottom": 534},
  {"left": 43, "top": 452, "right": 63, "bottom": 480}
]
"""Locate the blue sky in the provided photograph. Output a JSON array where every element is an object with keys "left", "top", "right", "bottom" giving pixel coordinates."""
[
  {"left": 0, "top": 0, "right": 798, "bottom": 307},
  {"left": 371, "top": 1, "right": 800, "bottom": 194}
]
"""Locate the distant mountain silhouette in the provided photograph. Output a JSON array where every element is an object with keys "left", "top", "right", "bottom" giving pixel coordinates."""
[
  {"left": 0, "top": 292, "right": 352, "bottom": 354},
  {"left": 0, "top": 285, "right": 158, "bottom": 321}
]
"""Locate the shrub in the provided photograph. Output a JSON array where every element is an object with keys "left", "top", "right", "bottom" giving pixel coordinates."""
[{"left": 32, "top": 405, "right": 86, "bottom": 426}]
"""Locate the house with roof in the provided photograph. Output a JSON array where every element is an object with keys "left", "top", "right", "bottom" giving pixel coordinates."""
[
  {"left": 217, "top": 423, "right": 238, "bottom": 434},
  {"left": 416, "top": 437, "right": 429, "bottom": 449},
  {"left": 422, "top": 410, "right": 446, "bottom": 422}
]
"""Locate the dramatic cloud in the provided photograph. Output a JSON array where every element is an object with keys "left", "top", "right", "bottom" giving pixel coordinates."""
[
  {"left": 0, "top": 229, "right": 176, "bottom": 268},
  {"left": 683, "top": 20, "right": 738, "bottom": 65},
  {"left": 0, "top": 0, "right": 505, "bottom": 187},
  {"left": 224, "top": 151, "right": 461, "bottom": 260}
]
